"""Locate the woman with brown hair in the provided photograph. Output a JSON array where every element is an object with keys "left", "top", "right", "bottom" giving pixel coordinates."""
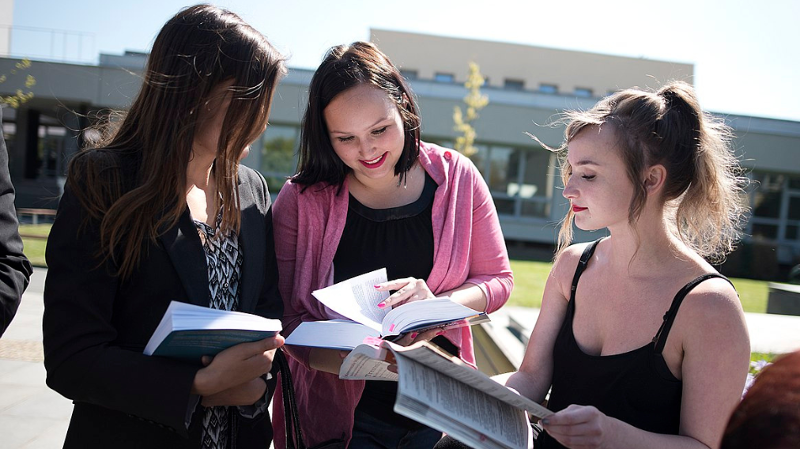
[
  {"left": 504, "top": 81, "right": 751, "bottom": 448},
  {"left": 42, "top": 5, "right": 286, "bottom": 448},
  {"left": 271, "top": 41, "right": 513, "bottom": 449}
]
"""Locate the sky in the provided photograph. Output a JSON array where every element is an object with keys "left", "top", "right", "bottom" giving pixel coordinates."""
[{"left": 8, "top": 0, "right": 800, "bottom": 122}]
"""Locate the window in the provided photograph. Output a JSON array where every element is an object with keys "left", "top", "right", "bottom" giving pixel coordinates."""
[
  {"left": 574, "top": 87, "right": 593, "bottom": 98},
  {"left": 400, "top": 69, "right": 418, "bottom": 81},
  {"left": 747, "top": 171, "right": 800, "bottom": 250},
  {"left": 259, "top": 125, "right": 299, "bottom": 192},
  {"left": 473, "top": 144, "right": 553, "bottom": 219},
  {"left": 434, "top": 72, "right": 455, "bottom": 83},
  {"left": 538, "top": 83, "right": 558, "bottom": 94},
  {"left": 504, "top": 79, "right": 525, "bottom": 91},
  {"left": 752, "top": 172, "right": 784, "bottom": 219}
]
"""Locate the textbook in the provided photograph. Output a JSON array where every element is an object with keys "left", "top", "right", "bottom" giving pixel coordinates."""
[
  {"left": 366, "top": 341, "right": 553, "bottom": 449},
  {"left": 144, "top": 301, "right": 282, "bottom": 363},
  {"left": 284, "top": 268, "right": 489, "bottom": 350}
]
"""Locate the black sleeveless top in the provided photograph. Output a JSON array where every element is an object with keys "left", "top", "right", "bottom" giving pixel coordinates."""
[{"left": 537, "top": 239, "right": 731, "bottom": 448}]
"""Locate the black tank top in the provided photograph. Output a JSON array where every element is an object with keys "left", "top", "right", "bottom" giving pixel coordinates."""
[{"left": 537, "top": 239, "right": 731, "bottom": 448}]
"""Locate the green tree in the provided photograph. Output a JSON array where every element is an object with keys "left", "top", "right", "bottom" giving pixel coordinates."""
[
  {"left": 0, "top": 58, "right": 35, "bottom": 108},
  {"left": 452, "top": 62, "right": 488, "bottom": 157}
]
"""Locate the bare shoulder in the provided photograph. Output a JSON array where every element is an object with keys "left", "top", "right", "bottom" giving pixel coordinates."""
[
  {"left": 675, "top": 275, "right": 749, "bottom": 350},
  {"left": 548, "top": 242, "right": 595, "bottom": 298},
  {"left": 680, "top": 276, "right": 743, "bottom": 321}
]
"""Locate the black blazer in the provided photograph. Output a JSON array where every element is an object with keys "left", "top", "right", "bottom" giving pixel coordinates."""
[
  {"left": 42, "top": 161, "right": 283, "bottom": 449},
  {"left": 0, "top": 107, "right": 32, "bottom": 336}
]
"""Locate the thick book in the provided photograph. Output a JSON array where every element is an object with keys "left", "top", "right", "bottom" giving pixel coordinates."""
[
  {"left": 284, "top": 268, "right": 489, "bottom": 350},
  {"left": 143, "top": 301, "right": 282, "bottom": 363},
  {"left": 364, "top": 341, "right": 553, "bottom": 449}
]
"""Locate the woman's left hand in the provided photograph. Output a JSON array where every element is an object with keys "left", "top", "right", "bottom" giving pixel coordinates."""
[
  {"left": 541, "top": 404, "right": 613, "bottom": 449},
  {"left": 375, "top": 277, "right": 435, "bottom": 309}
]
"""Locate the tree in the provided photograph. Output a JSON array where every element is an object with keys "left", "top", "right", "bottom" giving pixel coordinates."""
[
  {"left": 0, "top": 58, "right": 35, "bottom": 108},
  {"left": 452, "top": 62, "right": 488, "bottom": 157}
]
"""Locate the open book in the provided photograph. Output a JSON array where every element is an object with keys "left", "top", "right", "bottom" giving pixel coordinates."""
[
  {"left": 370, "top": 341, "right": 553, "bottom": 449},
  {"left": 144, "top": 301, "right": 282, "bottom": 363},
  {"left": 284, "top": 268, "right": 489, "bottom": 350}
]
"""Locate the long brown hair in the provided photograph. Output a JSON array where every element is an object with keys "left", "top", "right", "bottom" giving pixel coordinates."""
[
  {"left": 68, "top": 4, "right": 286, "bottom": 278},
  {"left": 554, "top": 81, "right": 748, "bottom": 263}
]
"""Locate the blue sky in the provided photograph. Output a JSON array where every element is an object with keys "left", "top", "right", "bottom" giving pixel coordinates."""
[{"left": 9, "top": 0, "right": 800, "bottom": 122}]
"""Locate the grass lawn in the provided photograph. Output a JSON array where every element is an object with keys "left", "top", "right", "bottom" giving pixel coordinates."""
[
  {"left": 19, "top": 223, "right": 51, "bottom": 267},
  {"left": 508, "top": 259, "right": 769, "bottom": 314}
]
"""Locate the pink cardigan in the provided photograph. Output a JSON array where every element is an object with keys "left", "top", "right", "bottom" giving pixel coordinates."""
[{"left": 271, "top": 142, "right": 513, "bottom": 448}]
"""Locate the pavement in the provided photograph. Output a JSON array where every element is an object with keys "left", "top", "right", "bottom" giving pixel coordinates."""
[{"left": 2, "top": 267, "right": 800, "bottom": 448}]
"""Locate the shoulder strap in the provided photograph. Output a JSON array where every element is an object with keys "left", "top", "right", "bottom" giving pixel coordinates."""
[
  {"left": 569, "top": 239, "right": 602, "bottom": 302},
  {"left": 276, "top": 349, "right": 307, "bottom": 449},
  {"left": 652, "top": 273, "right": 733, "bottom": 353}
]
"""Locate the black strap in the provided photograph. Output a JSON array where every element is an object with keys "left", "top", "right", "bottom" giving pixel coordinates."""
[
  {"left": 652, "top": 273, "right": 732, "bottom": 353},
  {"left": 275, "top": 349, "right": 306, "bottom": 449},
  {"left": 569, "top": 239, "right": 602, "bottom": 302}
]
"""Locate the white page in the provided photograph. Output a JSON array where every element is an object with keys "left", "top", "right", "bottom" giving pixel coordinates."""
[
  {"left": 390, "top": 342, "right": 552, "bottom": 420},
  {"left": 284, "top": 320, "right": 379, "bottom": 350},
  {"left": 339, "top": 344, "right": 399, "bottom": 381},
  {"left": 392, "top": 353, "right": 531, "bottom": 449},
  {"left": 312, "top": 268, "right": 389, "bottom": 332}
]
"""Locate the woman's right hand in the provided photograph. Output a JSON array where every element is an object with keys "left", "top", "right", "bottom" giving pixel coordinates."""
[{"left": 191, "top": 335, "right": 284, "bottom": 397}]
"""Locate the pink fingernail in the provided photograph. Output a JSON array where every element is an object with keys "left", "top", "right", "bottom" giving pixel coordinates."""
[
  {"left": 389, "top": 324, "right": 396, "bottom": 332},
  {"left": 409, "top": 332, "right": 418, "bottom": 339},
  {"left": 374, "top": 285, "right": 381, "bottom": 289},
  {"left": 377, "top": 302, "right": 386, "bottom": 309}
]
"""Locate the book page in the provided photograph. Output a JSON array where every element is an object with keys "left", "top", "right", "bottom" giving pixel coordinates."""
[
  {"left": 392, "top": 353, "right": 532, "bottom": 449},
  {"left": 284, "top": 320, "right": 379, "bottom": 350},
  {"left": 312, "top": 268, "right": 389, "bottom": 331},
  {"left": 390, "top": 342, "right": 552, "bottom": 420},
  {"left": 339, "top": 344, "right": 399, "bottom": 381},
  {"left": 381, "top": 298, "right": 489, "bottom": 337}
]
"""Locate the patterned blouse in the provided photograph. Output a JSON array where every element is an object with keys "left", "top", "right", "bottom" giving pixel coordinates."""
[{"left": 194, "top": 213, "right": 244, "bottom": 449}]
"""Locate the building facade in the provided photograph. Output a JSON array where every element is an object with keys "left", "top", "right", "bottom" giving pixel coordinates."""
[{"left": 1, "top": 29, "right": 798, "bottom": 270}]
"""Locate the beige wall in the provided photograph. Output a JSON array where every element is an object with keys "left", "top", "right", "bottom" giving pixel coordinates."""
[
  {"left": 0, "top": 0, "right": 13, "bottom": 57},
  {"left": 371, "top": 29, "right": 694, "bottom": 97}
]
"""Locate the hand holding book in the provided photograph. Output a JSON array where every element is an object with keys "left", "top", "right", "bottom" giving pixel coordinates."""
[{"left": 285, "top": 268, "right": 490, "bottom": 351}]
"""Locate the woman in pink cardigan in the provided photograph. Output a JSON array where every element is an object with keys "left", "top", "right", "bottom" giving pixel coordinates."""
[{"left": 271, "top": 41, "right": 513, "bottom": 449}]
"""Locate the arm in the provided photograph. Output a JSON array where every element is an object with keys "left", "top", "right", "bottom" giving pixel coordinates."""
[
  {"left": 505, "top": 246, "right": 577, "bottom": 403},
  {"left": 272, "top": 184, "right": 315, "bottom": 368},
  {"left": 455, "top": 160, "right": 512, "bottom": 313},
  {"left": 42, "top": 184, "right": 200, "bottom": 434},
  {"left": 540, "top": 279, "right": 750, "bottom": 449},
  {"left": 379, "top": 160, "right": 512, "bottom": 313},
  {"left": 0, "top": 108, "right": 32, "bottom": 336}
]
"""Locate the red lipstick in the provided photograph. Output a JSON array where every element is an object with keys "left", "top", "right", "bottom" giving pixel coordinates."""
[
  {"left": 360, "top": 152, "right": 387, "bottom": 169},
  {"left": 572, "top": 205, "right": 587, "bottom": 213}
]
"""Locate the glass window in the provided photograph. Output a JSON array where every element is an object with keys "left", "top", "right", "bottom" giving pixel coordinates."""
[
  {"left": 400, "top": 69, "right": 418, "bottom": 81},
  {"left": 786, "top": 225, "right": 799, "bottom": 241},
  {"left": 574, "top": 87, "right": 593, "bottom": 98},
  {"left": 751, "top": 223, "right": 778, "bottom": 240},
  {"left": 504, "top": 79, "right": 525, "bottom": 91},
  {"left": 493, "top": 198, "right": 515, "bottom": 215},
  {"left": 434, "top": 73, "right": 455, "bottom": 83},
  {"left": 790, "top": 196, "right": 800, "bottom": 220},
  {"left": 789, "top": 175, "right": 800, "bottom": 190},
  {"left": 260, "top": 125, "right": 299, "bottom": 192},
  {"left": 468, "top": 144, "right": 489, "bottom": 178},
  {"left": 751, "top": 172, "right": 784, "bottom": 219},
  {"left": 487, "top": 146, "right": 516, "bottom": 193},
  {"left": 539, "top": 83, "right": 558, "bottom": 94},
  {"left": 521, "top": 200, "right": 549, "bottom": 218}
]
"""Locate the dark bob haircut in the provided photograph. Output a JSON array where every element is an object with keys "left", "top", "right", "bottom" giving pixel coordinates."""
[{"left": 291, "top": 41, "right": 421, "bottom": 189}]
